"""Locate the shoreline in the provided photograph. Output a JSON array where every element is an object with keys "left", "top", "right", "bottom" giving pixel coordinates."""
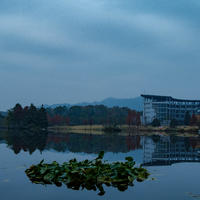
[
  {"left": 48, "top": 125, "right": 200, "bottom": 135},
  {"left": 1, "top": 125, "right": 199, "bottom": 136}
]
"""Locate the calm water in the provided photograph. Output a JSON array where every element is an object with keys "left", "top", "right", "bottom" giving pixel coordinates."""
[{"left": 0, "top": 130, "right": 200, "bottom": 200}]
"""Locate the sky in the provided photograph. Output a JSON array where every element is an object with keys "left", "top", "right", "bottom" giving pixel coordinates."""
[{"left": 0, "top": 0, "right": 200, "bottom": 110}]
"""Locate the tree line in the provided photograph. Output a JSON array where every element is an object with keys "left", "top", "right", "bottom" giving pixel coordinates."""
[
  {"left": 0, "top": 130, "right": 141, "bottom": 155},
  {"left": 2, "top": 104, "right": 141, "bottom": 128},
  {"left": 2, "top": 103, "right": 200, "bottom": 129},
  {"left": 47, "top": 105, "right": 141, "bottom": 127},
  {"left": 6, "top": 104, "right": 48, "bottom": 129}
]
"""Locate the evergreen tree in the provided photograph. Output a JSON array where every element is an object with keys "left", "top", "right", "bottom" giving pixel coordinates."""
[
  {"left": 6, "top": 103, "right": 48, "bottom": 129},
  {"left": 170, "top": 119, "right": 178, "bottom": 128},
  {"left": 184, "top": 111, "right": 191, "bottom": 126},
  {"left": 27, "top": 104, "right": 38, "bottom": 127},
  {"left": 7, "top": 103, "right": 23, "bottom": 128},
  {"left": 0, "top": 113, "right": 5, "bottom": 127},
  {"left": 151, "top": 118, "right": 160, "bottom": 127},
  {"left": 38, "top": 105, "right": 48, "bottom": 129}
]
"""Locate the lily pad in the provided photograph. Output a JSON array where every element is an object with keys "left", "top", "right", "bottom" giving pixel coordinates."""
[{"left": 25, "top": 151, "right": 150, "bottom": 195}]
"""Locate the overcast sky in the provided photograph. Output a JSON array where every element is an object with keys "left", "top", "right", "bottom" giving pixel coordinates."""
[{"left": 0, "top": 0, "right": 200, "bottom": 110}]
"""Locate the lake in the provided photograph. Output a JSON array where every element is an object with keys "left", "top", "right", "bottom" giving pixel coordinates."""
[{"left": 0, "top": 130, "right": 200, "bottom": 200}]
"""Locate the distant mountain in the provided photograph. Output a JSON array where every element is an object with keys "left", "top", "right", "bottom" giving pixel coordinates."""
[
  {"left": 44, "top": 103, "right": 71, "bottom": 109},
  {"left": 46, "top": 97, "right": 143, "bottom": 111},
  {"left": 0, "top": 111, "right": 7, "bottom": 117},
  {"left": 94, "top": 97, "right": 143, "bottom": 110}
]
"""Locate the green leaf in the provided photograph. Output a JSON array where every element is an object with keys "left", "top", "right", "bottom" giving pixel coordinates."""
[
  {"left": 25, "top": 155, "right": 150, "bottom": 196},
  {"left": 39, "top": 159, "right": 44, "bottom": 165},
  {"left": 125, "top": 157, "right": 133, "bottom": 162},
  {"left": 96, "top": 151, "right": 104, "bottom": 160}
]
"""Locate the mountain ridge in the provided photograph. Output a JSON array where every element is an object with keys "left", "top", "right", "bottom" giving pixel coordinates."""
[{"left": 45, "top": 96, "right": 143, "bottom": 111}]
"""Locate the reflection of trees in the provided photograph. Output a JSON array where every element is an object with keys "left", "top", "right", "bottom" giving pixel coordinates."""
[
  {"left": 151, "top": 135, "right": 161, "bottom": 143},
  {"left": 46, "top": 133, "right": 142, "bottom": 154},
  {"left": 126, "top": 136, "right": 141, "bottom": 151},
  {"left": 1, "top": 131, "right": 142, "bottom": 154},
  {"left": 0, "top": 131, "right": 6, "bottom": 142},
  {"left": 5, "top": 129, "right": 48, "bottom": 154},
  {"left": 189, "top": 137, "right": 200, "bottom": 150}
]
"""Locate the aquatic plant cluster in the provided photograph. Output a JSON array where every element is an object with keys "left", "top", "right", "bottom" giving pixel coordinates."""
[{"left": 25, "top": 152, "right": 149, "bottom": 195}]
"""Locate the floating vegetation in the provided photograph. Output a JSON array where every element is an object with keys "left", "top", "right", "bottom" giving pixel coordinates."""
[
  {"left": 187, "top": 192, "right": 200, "bottom": 199},
  {"left": 25, "top": 151, "right": 149, "bottom": 195}
]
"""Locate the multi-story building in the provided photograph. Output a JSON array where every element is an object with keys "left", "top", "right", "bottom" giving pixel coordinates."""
[{"left": 141, "top": 94, "right": 200, "bottom": 126}]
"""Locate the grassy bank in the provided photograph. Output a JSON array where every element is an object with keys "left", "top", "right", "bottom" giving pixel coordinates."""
[
  {"left": 138, "top": 125, "right": 199, "bottom": 133},
  {"left": 48, "top": 125, "right": 200, "bottom": 135},
  {"left": 48, "top": 125, "right": 105, "bottom": 135}
]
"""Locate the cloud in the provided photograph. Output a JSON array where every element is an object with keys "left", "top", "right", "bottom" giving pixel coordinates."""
[{"left": 0, "top": 0, "right": 200, "bottom": 110}]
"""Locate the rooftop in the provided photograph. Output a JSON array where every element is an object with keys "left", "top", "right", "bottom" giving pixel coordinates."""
[{"left": 141, "top": 94, "right": 200, "bottom": 103}]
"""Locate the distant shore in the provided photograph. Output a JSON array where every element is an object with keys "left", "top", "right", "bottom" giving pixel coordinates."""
[
  {"left": 48, "top": 125, "right": 200, "bottom": 135},
  {"left": 1, "top": 124, "right": 199, "bottom": 135}
]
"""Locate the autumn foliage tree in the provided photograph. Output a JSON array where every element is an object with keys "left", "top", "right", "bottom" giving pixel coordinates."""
[
  {"left": 126, "top": 110, "right": 141, "bottom": 127},
  {"left": 190, "top": 113, "right": 197, "bottom": 126},
  {"left": 136, "top": 112, "right": 141, "bottom": 127}
]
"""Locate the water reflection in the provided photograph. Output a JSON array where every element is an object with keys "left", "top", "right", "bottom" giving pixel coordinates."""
[
  {"left": 4, "top": 129, "right": 48, "bottom": 154},
  {"left": 142, "top": 135, "right": 200, "bottom": 166},
  {"left": 46, "top": 134, "right": 141, "bottom": 153},
  {"left": 0, "top": 130, "right": 200, "bottom": 166}
]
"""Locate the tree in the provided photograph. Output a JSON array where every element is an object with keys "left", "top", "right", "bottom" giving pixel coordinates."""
[
  {"left": 126, "top": 110, "right": 137, "bottom": 127},
  {"left": 170, "top": 119, "right": 178, "bottom": 128},
  {"left": 89, "top": 119, "right": 93, "bottom": 127},
  {"left": 47, "top": 105, "right": 132, "bottom": 126},
  {"left": 0, "top": 113, "right": 5, "bottom": 127},
  {"left": 66, "top": 117, "right": 70, "bottom": 126},
  {"left": 6, "top": 103, "right": 23, "bottom": 128},
  {"left": 38, "top": 105, "right": 48, "bottom": 129},
  {"left": 27, "top": 104, "right": 38, "bottom": 127},
  {"left": 13, "top": 103, "right": 24, "bottom": 126},
  {"left": 6, "top": 103, "right": 48, "bottom": 129},
  {"left": 151, "top": 118, "right": 160, "bottom": 127},
  {"left": 190, "top": 113, "right": 197, "bottom": 126},
  {"left": 184, "top": 111, "right": 191, "bottom": 126},
  {"left": 197, "top": 120, "right": 200, "bottom": 129},
  {"left": 136, "top": 113, "right": 141, "bottom": 127}
]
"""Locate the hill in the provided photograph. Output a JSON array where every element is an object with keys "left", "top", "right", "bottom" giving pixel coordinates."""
[
  {"left": 46, "top": 97, "right": 143, "bottom": 111},
  {"left": 0, "top": 111, "right": 7, "bottom": 117}
]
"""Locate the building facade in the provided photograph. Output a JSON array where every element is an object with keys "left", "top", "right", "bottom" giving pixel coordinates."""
[{"left": 141, "top": 94, "right": 200, "bottom": 126}]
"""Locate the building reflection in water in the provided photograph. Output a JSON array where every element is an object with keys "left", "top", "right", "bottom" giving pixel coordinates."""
[{"left": 142, "top": 135, "right": 200, "bottom": 166}]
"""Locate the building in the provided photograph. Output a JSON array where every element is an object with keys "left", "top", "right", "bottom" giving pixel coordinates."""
[
  {"left": 141, "top": 94, "right": 200, "bottom": 126},
  {"left": 197, "top": 110, "right": 200, "bottom": 125}
]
